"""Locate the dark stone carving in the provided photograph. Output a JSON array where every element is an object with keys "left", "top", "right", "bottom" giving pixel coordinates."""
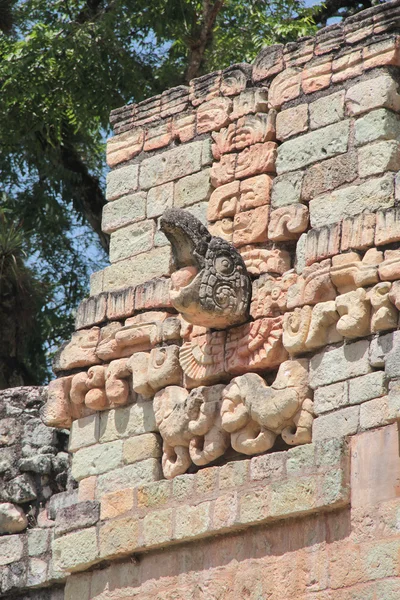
[{"left": 160, "top": 208, "right": 251, "bottom": 328}]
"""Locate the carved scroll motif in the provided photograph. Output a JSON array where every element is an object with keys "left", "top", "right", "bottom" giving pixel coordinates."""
[{"left": 268, "top": 204, "right": 309, "bottom": 242}]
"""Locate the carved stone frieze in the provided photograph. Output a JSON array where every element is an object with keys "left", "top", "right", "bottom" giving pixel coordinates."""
[
  {"left": 179, "top": 330, "right": 227, "bottom": 388},
  {"left": 268, "top": 204, "right": 309, "bottom": 242},
  {"left": 160, "top": 208, "right": 251, "bottom": 329},
  {"left": 251, "top": 271, "right": 298, "bottom": 319},
  {"left": 128, "top": 345, "right": 183, "bottom": 398}
]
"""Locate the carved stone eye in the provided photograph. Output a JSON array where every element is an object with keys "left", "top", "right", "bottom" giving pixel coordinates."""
[{"left": 215, "top": 254, "right": 234, "bottom": 275}]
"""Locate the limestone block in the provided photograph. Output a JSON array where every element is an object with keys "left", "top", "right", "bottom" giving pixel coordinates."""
[
  {"left": 89, "top": 270, "right": 103, "bottom": 296},
  {"left": 225, "top": 317, "right": 288, "bottom": 374},
  {"left": 99, "top": 402, "right": 157, "bottom": 443},
  {"left": 330, "top": 251, "right": 380, "bottom": 294},
  {"left": 233, "top": 205, "right": 269, "bottom": 247},
  {"left": 268, "top": 204, "right": 309, "bottom": 242},
  {"left": 102, "top": 246, "right": 172, "bottom": 291},
  {"left": 305, "top": 223, "right": 341, "bottom": 266},
  {"left": 271, "top": 171, "right": 303, "bottom": 208},
  {"left": 358, "top": 140, "right": 400, "bottom": 178},
  {"left": 53, "top": 328, "right": 100, "bottom": 373},
  {"left": 378, "top": 249, "right": 400, "bottom": 281},
  {"left": 341, "top": 212, "right": 376, "bottom": 252},
  {"left": 335, "top": 289, "right": 371, "bottom": 339},
  {"left": 301, "top": 56, "right": 332, "bottom": 94},
  {"left": 301, "top": 152, "right": 358, "bottom": 201},
  {"left": 235, "top": 142, "right": 277, "bottom": 179},
  {"left": 27, "top": 528, "right": 51, "bottom": 556},
  {"left": 355, "top": 108, "right": 400, "bottom": 147},
  {"left": 231, "top": 89, "right": 268, "bottom": 120},
  {"left": 139, "top": 141, "right": 203, "bottom": 189},
  {"left": 348, "top": 371, "right": 387, "bottom": 406},
  {"left": 251, "top": 271, "right": 297, "bottom": 319},
  {"left": 106, "top": 164, "right": 139, "bottom": 201},
  {"left": 210, "top": 154, "right": 236, "bottom": 187},
  {"left": 0, "top": 534, "right": 24, "bottom": 566},
  {"left": 96, "top": 459, "right": 162, "bottom": 498},
  {"left": 283, "top": 38, "right": 314, "bottom": 67},
  {"left": 359, "top": 396, "right": 393, "bottom": 430},
  {"left": 208, "top": 218, "right": 233, "bottom": 241},
  {"left": 109, "top": 219, "right": 155, "bottom": 263},
  {"left": 55, "top": 501, "right": 100, "bottom": 537},
  {"left": 276, "top": 120, "right": 350, "bottom": 175},
  {"left": 52, "top": 527, "right": 99, "bottom": 572},
  {"left": 309, "top": 340, "right": 371, "bottom": 388},
  {"left": 196, "top": 97, "right": 232, "bottom": 133},
  {"left": 312, "top": 406, "right": 359, "bottom": 441},
  {"left": 309, "top": 91, "right": 345, "bottom": 130},
  {"left": 345, "top": 74, "right": 400, "bottom": 116},
  {"left": 313, "top": 381, "right": 348, "bottom": 415},
  {"left": 179, "top": 330, "right": 227, "bottom": 388},
  {"left": 253, "top": 44, "right": 284, "bottom": 82},
  {"left": 268, "top": 67, "right": 302, "bottom": 108},
  {"left": 368, "top": 282, "right": 398, "bottom": 333},
  {"left": 123, "top": 433, "right": 162, "bottom": 464},
  {"left": 106, "top": 129, "right": 144, "bottom": 168},
  {"left": 174, "top": 168, "right": 212, "bottom": 208},
  {"left": 207, "top": 181, "right": 239, "bottom": 221},
  {"left": 375, "top": 206, "right": 400, "bottom": 245},
  {"left": 309, "top": 173, "right": 395, "bottom": 227},
  {"left": 239, "top": 175, "right": 273, "bottom": 211},
  {"left": 146, "top": 182, "right": 173, "bottom": 219},
  {"left": 0, "top": 503, "right": 27, "bottom": 534},
  {"left": 369, "top": 329, "right": 400, "bottom": 368},
  {"left": 238, "top": 245, "right": 291, "bottom": 276},
  {"left": 102, "top": 192, "right": 147, "bottom": 235},
  {"left": 71, "top": 441, "right": 123, "bottom": 481},
  {"left": 276, "top": 104, "right": 308, "bottom": 141},
  {"left": 69, "top": 414, "right": 100, "bottom": 453},
  {"left": 287, "top": 259, "right": 336, "bottom": 308}
]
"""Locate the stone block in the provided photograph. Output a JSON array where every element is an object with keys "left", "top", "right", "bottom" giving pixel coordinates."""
[
  {"left": 346, "top": 74, "right": 400, "bottom": 116},
  {"left": 218, "top": 460, "right": 248, "bottom": 490},
  {"left": 364, "top": 138, "right": 400, "bottom": 177},
  {"left": 64, "top": 572, "right": 91, "bottom": 600},
  {"left": 137, "top": 480, "right": 170, "bottom": 509},
  {"left": 96, "top": 459, "right": 162, "bottom": 498},
  {"left": 354, "top": 108, "right": 400, "bottom": 146},
  {"left": 301, "top": 56, "right": 332, "bottom": 94},
  {"left": 52, "top": 527, "right": 99, "bottom": 572},
  {"left": 101, "top": 192, "right": 146, "bottom": 234},
  {"left": 268, "top": 67, "right": 302, "bottom": 108},
  {"left": 233, "top": 205, "right": 269, "bottom": 246},
  {"left": 348, "top": 372, "right": 387, "bottom": 407},
  {"left": 313, "top": 406, "right": 360, "bottom": 442},
  {"left": 231, "top": 89, "right": 268, "bottom": 120},
  {"left": 286, "top": 444, "right": 315, "bottom": 476},
  {"left": 142, "top": 509, "right": 173, "bottom": 546},
  {"left": 123, "top": 433, "right": 162, "bottom": 464},
  {"left": 172, "top": 112, "right": 196, "bottom": 143},
  {"left": 313, "top": 381, "right": 348, "bottom": 415},
  {"left": 99, "top": 516, "right": 139, "bottom": 559},
  {"left": 27, "top": 529, "right": 51, "bottom": 557},
  {"left": 69, "top": 414, "right": 99, "bottom": 453},
  {"left": 235, "top": 142, "right": 277, "bottom": 179},
  {"left": 301, "top": 152, "right": 358, "bottom": 201},
  {"left": 309, "top": 173, "right": 395, "bottom": 227},
  {"left": 196, "top": 97, "right": 232, "bottom": 134},
  {"left": 0, "top": 534, "right": 24, "bottom": 566},
  {"left": 384, "top": 338, "right": 400, "bottom": 378},
  {"left": 174, "top": 168, "right": 212, "bottom": 208},
  {"left": 238, "top": 488, "right": 270, "bottom": 524},
  {"left": 174, "top": 501, "right": 211, "bottom": 540},
  {"left": 109, "top": 219, "right": 155, "bottom": 263},
  {"left": 161, "top": 85, "right": 189, "bottom": 119},
  {"left": 221, "top": 64, "right": 251, "bottom": 97},
  {"left": 89, "top": 270, "right": 103, "bottom": 295},
  {"left": 305, "top": 223, "right": 341, "bottom": 266},
  {"left": 359, "top": 396, "right": 392, "bottom": 430},
  {"left": 309, "top": 91, "right": 345, "bottom": 130},
  {"left": 102, "top": 246, "right": 172, "bottom": 291},
  {"left": 139, "top": 142, "right": 203, "bottom": 189},
  {"left": 250, "top": 452, "right": 286, "bottom": 482},
  {"left": 99, "top": 403, "right": 157, "bottom": 443},
  {"left": 271, "top": 171, "right": 303, "bottom": 208},
  {"left": 212, "top": 492, "right": 238, "bottom": 530},
  {"left": 276, "top": 121, "right": 350, "bottom": 174},
  {"left": 276, "top": 104, "right": 308, "bottom": 141},
  {"left": 48, "top": 490, "right": 79, "bottom": 520},
  {"left": 253, "top": 44, "right": 284, "bottom": 81},
  {"left": 100, "top": 488, "right": 134, "bottom": 520},
  {"left": 146, "top": 182, "right": 173, "bottom": 219},
  {"left": 106, "top": 165, "right": 139, "bottom": 201},
  {"left": 310, "top": 340, "right": 372, "bottom": 388},
  {"left": 369, "top": 329, "right": 400, "bottom": 367},
  {"left": 195, "top": 466, "right": 218, "bottom": 496},
  {"left": 332, "top": 49, "right": 363, "bottom": 83},
  {"left": 106, "top": 128, "right": 144, "bottom": 168},
  {"left": 71, "top": 441, "right": 123, "bottom": 481},
  {"left": 0, "top": 503, "right": 27, "bottom": 535},
  {"left": 78, "top": 476, "right": 96, "bottom": 502},
  {"left": 269, "top": 477, "right": 318, "bottom": 517},
  {"left": 55, "top": 501, "right": 100, "bottom": 537},
  {"left": 106, "top": 287, "right": 135, "bottom": 320},
  {"left": 341, "top": 212, "right": 376, "bottom": 252},
  {"left": 6, "top": 473, "right": 37, "bottom": 504},
  {"left": 134, "top": 277, "right": 171, "bottom": 311},
  {"left": 172, "top": 474, "right": 195, "bottom": 502},
  {"left": 143, "top": 120, "right": 172, "bottom": 152},
  {"left": 75, "top": 294, "right": 107, "bottom": 330}
]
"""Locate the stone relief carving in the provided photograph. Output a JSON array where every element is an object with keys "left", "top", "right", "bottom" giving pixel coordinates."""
[{"left": 160, "top": 208, "right": 251, "bottom": 329}]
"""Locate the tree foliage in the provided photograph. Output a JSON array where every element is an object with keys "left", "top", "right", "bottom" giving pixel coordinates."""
[{"left": 0, "top": 0, "right": 382, "bottom": 385}]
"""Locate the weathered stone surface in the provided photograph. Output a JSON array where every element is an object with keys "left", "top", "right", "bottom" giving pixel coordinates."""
[
  {"left": 69, "top": 414, "right": 100, "bottom": 453},
  {"left": 102, "top": 246, "right": 172, "bottom": 291},
  {"left": 106, "top": 165, "right": 139, "bottom": 201},
  {"left": 277, "top": 121, "right": 350, "bottom": 174},
  {"left": 313, "top": 406, "right": 360, "bottom": 441},
  {"left": 52, "top": 527, "right": 99, "bottom": 572},
  {"left": 102, "top": 192, "right": 146, "bottom": 234},
  {"left": 139, "top": 142, "right": 203, "bottom": 189},
  {"left": 345, "top": 74, "right": 400, "bottom": 116},
  {"left": 276, "top": 104, "right": 308, "bottom": 141},
  {"left": 99, "top": 402, "right": 157, "bottom": 443},
  {"left": 253, "top": 44, "right": 284, "bottom": 81},
  {"left": 358, "top": 139, "right": 400, "bottom": 178},
  {"left": 235, "top": 142, "right": 277, "bottom": 179},
  {"left": 354, "top": 108, "right": 400, "bottom": 146},
  {"left": 233, "top": 205, "right": 269, "bottom": 246},
  {"left": 6, "top": 474, "right": 37, "bottom": 504},
  {"left": 109, "top": 220, "right": 155, "bottom": 263},
  {"left": 0, "top": 503, "right": 27, "bottom": 534},
  {"left": 309, "top": 173, "right": 395, "bottom": 227},
  {"left": 309, "top": 91, "right": 345, "bottom": 130},
  {"left": 96, "top": 460, "right": 162, "bottom": 498},
  {"left": 268, "top": 204, "right": 308, "bottom": 242},
  {"left": 268, "top": 67, "right": 302, "bottom": 108},
  {"left": 231, "top": 89, "right": 268, "bottom": 120},
  {"left": 174, "top": 169, "right": 212, "bottom": 208},
  {"left": 341, "top": 212, "right": 376, "bottom": 252},
  {"left": 310, "top": 340, "right": 372, "bottom": 388},
  {"left": 53, "top": 328, "right": 100, "bottom": 373},
  {"left": 0, "top": 534, "right": 24, "bottom": 566},
  {"left": 123, "top": 433, "right": 162, "bottom": 464},
  {"left": 271, "top": 171, "right": 303, "bottom": 208},
  {"left": 71, "top": 441, "right": 123, "bottom": 481},
  {"left": 196, "top": 97, "right": 232, "bottom": 133},
  {"left": 301, "top": 151, "right": 358, "bottom": 201},
  {"left": 75, "top": 294, "right": 107, "bottom": 330},
  {"left": 55, "top": 501, "right": 100, "bottom": 537}
]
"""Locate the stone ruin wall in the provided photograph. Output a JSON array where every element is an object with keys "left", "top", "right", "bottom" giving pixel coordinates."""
[{"left": 3, "top": 1, "right": 400, "bottom": 598}]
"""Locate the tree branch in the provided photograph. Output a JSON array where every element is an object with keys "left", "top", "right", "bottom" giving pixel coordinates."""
[{"left": 311, "top": 0, "right": 375, "bottom": 27}]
